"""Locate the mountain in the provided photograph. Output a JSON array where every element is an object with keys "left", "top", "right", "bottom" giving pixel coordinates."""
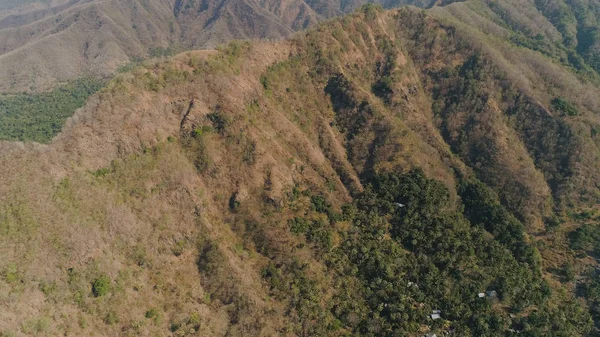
[
  {"left": 0, "top": 0, "right": 451, "bottom": 94},
  {"left": 2, "top": 1, "right": 600, "bottom": 336}
]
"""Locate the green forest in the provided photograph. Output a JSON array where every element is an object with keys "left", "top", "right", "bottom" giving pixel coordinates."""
[
  {"left": 0, "top": 78, "right": 104, "bottom": 143},
  {"left": 255, "top": 170, "right": 593, "bottom": 336}
]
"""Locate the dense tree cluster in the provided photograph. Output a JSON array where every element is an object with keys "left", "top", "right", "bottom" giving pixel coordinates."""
[
  {"left": 570, "top": 224, "right": 600, "bottom": 256},
  {"left": 0, "top": 78, "right": 104, "bottom": 143},
  {"left": 261, "top": 170, "right": 592, "bottom": 336}
]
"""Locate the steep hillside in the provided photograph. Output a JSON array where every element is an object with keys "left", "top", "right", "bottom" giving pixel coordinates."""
[
  {"left": 0, "top": 0, "right": 452, "bottom": 94},
  {"left": 426, "top": 0, "right": 600, "bottom": 215},
  {"left": 1, "top": 4, "right": 600, "bottom": 337}
]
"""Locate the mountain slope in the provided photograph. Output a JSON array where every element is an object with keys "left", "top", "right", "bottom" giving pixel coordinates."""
[{"left": 1, "top": 3, "right": 600, "bottom": 336}]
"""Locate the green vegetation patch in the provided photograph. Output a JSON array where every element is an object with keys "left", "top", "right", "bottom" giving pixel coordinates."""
[
  {"left": 92, "top": 274, "right": 111, "bottom": 297},
  {"left": 569, "top": 223, "right": 600, "bottom": 255},
  {"left": 551, "top": 97, "right": 581, "bottom": 116},
  {"left": 0, "top": 77, "right": 104, "bottom": 143},
  {"left": 260, "top": 170, "right": 591, "bottom": 336}
]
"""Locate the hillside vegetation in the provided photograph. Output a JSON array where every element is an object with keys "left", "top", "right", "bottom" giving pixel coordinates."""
[{"left": 1, "top": 2, "right": 600, "bottom": 337}]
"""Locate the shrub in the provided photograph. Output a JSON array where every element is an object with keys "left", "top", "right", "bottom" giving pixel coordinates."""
[
  {"left": 569, "top": 224, "right": 600, "bottom": 254},
  {"left": 182, "top": 130, "right": 212, "bottom": 173},
  {"left": 310, "top": 195, "right": 331, "bottom": 214},
  {"left": 4, "top": 263, "right": 18, "bottom": 284},
  {"left": 92, "top": 167, "right": 111, "bottom": 177},
  {"left": 207, "top": 110, "right": 229, "bottom": 133},
  {"left": 229, "top": 192, "right": 240, "bottom": 211},
  {"left": 288, "top": 217, "right": 310, "bottom": 234},
  {"left": 563, "top": 262, "right": 575, "bottom": 282},
  {"left": 104, "top": 310, "right": 119, "bottom": 325},
  {"left": 551, "top": 97, "right": 580, "bottom": 116},
  {"left": 242, "top": 140, "right": 256, "bottom": 165},
  {"left": 361, "top": 3, "right": 382, "bottom": 20},
  {"left": 192, "top": 125, "right": 212, "bottom": 138},
  {"left": 145, "top": 308, "right": 160, "bottom": 320},
  {"left": 21, "top": 318, "right": 49, "bottom": 334},
  {"left": 92, "top": 275, "right": 111, "bottom": 297},
  {"left": 371, "top": 76, "right": 394, "bottom": 103},
  {"left": 544, "top": 215, "right": 562, "bottom": 232},
  {"left": 39, "top": 281, "right": 57, "bottom": 296}
]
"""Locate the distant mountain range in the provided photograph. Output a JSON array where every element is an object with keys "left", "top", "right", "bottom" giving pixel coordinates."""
[{"left": 0, "top": 0, "right": 452, "bottom": 93}]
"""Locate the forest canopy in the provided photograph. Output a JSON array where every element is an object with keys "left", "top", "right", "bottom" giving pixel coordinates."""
[{"left": 0, "top": 77, "right": 104, "bottom": 143}]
